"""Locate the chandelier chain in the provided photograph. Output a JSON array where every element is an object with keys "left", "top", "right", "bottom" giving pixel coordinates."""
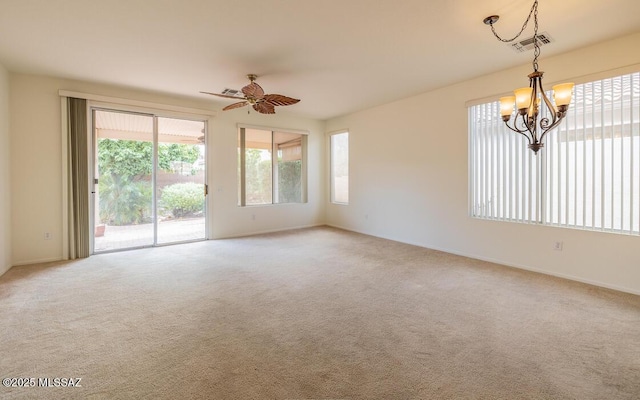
[
  {"left": 488, "top": 0, "right": 540, "bottom": 71},
  {"left": 532, "top": 1, "right": 540, "bottom": 71}
]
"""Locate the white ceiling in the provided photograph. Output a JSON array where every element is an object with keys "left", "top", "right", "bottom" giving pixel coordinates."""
[{"left": 0, "top": 0, "right": 639, "bottom": 120}]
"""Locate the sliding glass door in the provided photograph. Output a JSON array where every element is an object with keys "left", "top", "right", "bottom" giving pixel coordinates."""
[{"left": 92, "top": 109, "right": 207, "bottom": 253}]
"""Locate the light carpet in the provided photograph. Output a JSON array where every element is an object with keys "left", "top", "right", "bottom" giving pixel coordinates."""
[{"left": 0, "top": 226, "right": 639, "bottom": 399}]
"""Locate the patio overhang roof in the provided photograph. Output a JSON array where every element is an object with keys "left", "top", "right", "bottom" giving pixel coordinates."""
[{"left": 95, "top": 111, "right": 205, "bottom": 144}]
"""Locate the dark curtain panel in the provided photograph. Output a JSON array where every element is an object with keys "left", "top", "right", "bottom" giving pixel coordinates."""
[{"left": 67, "top": 97, "right": 90, "bottom": 259}]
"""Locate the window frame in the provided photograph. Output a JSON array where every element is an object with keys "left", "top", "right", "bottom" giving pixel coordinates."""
[{"left": 237, "top": 124, "right": 308, "bottom": 207}]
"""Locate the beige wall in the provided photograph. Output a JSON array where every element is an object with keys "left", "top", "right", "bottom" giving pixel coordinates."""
[
  {"left": 9, "top": 74, "right": 325, "bottom": 266},
  {"left": 326, "top": 32, "right": 640, "bottom": 295},
  {"left": 0, "top": 62, "right": 10, "bottom": 275}
]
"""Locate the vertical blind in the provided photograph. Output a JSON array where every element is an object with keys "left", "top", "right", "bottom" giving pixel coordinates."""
[
  {"left": 469, "top": 71, "right": 640, "bottom": 235},
  {"left": 67, "top": 97, "right": 90, "bottom": 258}
]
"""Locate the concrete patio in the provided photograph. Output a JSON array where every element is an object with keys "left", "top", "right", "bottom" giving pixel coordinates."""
[{"left": 94, "top": 217, "right": 205, "bottom": 252}]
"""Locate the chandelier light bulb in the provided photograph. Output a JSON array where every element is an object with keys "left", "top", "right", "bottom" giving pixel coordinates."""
[
  {"left": 514, "top": 87, "right": 533, "bottom": 111},
  {"left": 552, "top": 83, "right": 574, "bottom": 107},
  {"left": 500, "top": 96, "right": 516, "bottom": 118}
]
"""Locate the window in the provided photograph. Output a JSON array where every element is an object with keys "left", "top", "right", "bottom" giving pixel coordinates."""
[
  {"left": 330, "top": 131, "right": 349, "bottom": 204},
  {"left": 469, "top": 71, "right": 640, "bottom": 235},
  {"left": 238, "top": 127, "right": 306, "bottom": 206}
]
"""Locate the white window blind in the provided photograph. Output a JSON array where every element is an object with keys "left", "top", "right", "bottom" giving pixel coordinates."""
[
  {"left": 330, "top": 131, "right": 349, "bottom": 204},
  {"left": 469, "top": 71, "right": 640, "bottom": 235}
]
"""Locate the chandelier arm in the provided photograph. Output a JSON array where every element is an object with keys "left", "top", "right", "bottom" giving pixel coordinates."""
[
  {"left": 538, "top": 117, "right": 565, "bottom": 144},
  {"left": 517, "top": 130, "right": 534, "bottom": 145},
  {"left": 518, "top": 130, "right": 534, "bottom": 145},
  {"left": 537, "top": 84, "right": 562, "bottom": 145},
  {"left": 520, "top": 112, "right": 537, "bottom": 143},
  {"left": 529, "top": 80, "right": 539, "bottom": 127},
  {"left": 539, "top": 117, "right": 551, "bottom": 130},
  {"left": 504, "top": 119, "right": 534, "bottom": 145},
  {"left": 538, "top": 89, "right": 558, "bottom": 128}
]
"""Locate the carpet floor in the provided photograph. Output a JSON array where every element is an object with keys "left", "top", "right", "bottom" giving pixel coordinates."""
[{"left": 0, "top": 226, "right": 639, "bottom": 399}]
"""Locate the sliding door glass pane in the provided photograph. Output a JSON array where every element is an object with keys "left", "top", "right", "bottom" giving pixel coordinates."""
[
  {"left": 94, "top": 110, "right": 154, "bottom": 251},
  {"left": 156, "top": 117, "right": 206, "bottom": 244}
]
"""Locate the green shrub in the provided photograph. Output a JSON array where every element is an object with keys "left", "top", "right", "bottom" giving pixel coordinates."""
[
  {"left": 99, "top": 175, "right": 153, "bottom": 225},
  {"left": 160, "top": 182, "right": 205, "bottom": 218},
  {"left": 278, "top": 160, "right": 302, "bottom": 203}
]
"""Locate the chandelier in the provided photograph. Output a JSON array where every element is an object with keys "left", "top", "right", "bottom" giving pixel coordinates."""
[{"left": 483, "top": 0, "right": 574, "bottom": 154}]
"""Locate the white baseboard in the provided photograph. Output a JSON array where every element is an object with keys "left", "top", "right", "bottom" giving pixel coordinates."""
[
  {"left": 450, "top": 251, "right": 640, "bottom": 296},
  {"left": 214, "top": 223, "right": 326, "bottom": 240},
  {"left": 11, "top": 256, "right": 64, "bottom": 268},
  {"left": 325, "top": 224, "right": 640, "bottom": 296}
]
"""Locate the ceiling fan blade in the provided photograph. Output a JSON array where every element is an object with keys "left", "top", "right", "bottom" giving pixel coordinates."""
[
  {"left": 253, "top": 102, "right": 275, "bottom": 114},
  {"left": 200, "top": 91, "right": 247, "bottom": 100},
  {"left": 262, "top": 94, "right": 300, "bottom": 107},
  {"left": 223, "top": 101, "right": 250, "bottom": 111},
  {"left": 242, "top": 82, "right": 265, "bottom": 99}
]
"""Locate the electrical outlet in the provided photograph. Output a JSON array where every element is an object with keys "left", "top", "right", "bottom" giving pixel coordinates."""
[
  {"left": 553, "top": 241, "right": 563, "bottom": 251},
  {"left": 44, "top": 232, "right": 52, "bottom": 240},
  {"left": 251, "top": 214, "right": 256, "bottom": 221}
]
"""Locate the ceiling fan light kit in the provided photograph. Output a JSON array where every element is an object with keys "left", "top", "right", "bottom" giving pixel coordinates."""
[
  {"left": 483, "top": 0, "right": 574, "bottom": 154},
  {"left": 200, "top": 74, "right": 300, "bottom": 114}
]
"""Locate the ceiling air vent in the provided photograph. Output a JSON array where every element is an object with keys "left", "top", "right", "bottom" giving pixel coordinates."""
[
  {"left": 221, "top": 88, "right": 241, "bottom": 96},
  {"left": 509, "top": 32, "right": 553, "bottom": 53}
]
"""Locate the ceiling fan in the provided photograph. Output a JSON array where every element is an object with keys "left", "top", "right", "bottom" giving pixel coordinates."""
[{"left": 200, "top": 74, "right": 300, "bottom": 114}]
